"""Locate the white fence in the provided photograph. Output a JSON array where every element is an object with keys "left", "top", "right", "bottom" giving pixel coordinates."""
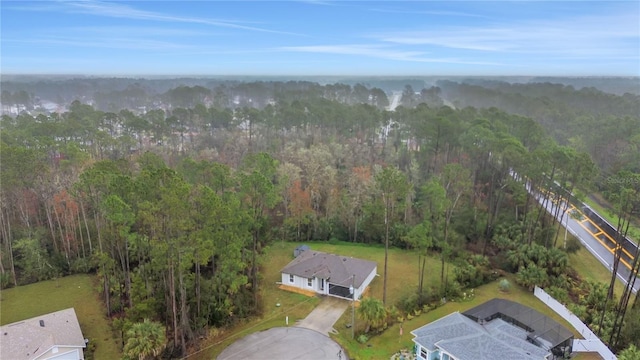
[{"left": 534, "top": 286, "right": 616, "bottom": 359}]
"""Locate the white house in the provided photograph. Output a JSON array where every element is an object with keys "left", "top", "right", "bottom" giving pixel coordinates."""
[
  {"left": 1, "top": 308, "right": 87, "bottom": 360},
  {"left": 280, "top": 250, "right": 377, "bottom": 300}
]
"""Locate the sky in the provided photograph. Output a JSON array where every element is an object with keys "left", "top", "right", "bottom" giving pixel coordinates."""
[{"left": 1, "top": 1, "right": 639, "bottom": 76}]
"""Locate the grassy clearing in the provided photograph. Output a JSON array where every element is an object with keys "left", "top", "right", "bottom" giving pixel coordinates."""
[
  {"left": 556, "top": 220, "right": 626, "bottom": 298},
  {"left": 303, "top": 241, "right": 454, "bottom": 306},
  {"left": 194, "top": 240, "right": 452, "bottom": 359},
  {"left": 330, "top": 275, "right": 581, "bottom": 360},
  {"left": 198, "top": 240, "right": 618, "bottom": 360},
  {"left": 0, "top": 274, "right": 121, "bottom": 360},
  {"left": 568, "top": 245, "right": 625, "bottom": 297}
]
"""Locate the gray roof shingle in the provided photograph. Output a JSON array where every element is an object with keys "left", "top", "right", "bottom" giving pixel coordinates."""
[
  {"left": 280, "top": 250, "right": 377, "bottom": 288},
  {"left": 462, "top": 298, "right": 574, "bottom": 349},
  {"left": 0, "top": 308, "right": 86, "bottom": 360},
  {"left": 412, "top": 311, "right": 553, "bottom": 360}
]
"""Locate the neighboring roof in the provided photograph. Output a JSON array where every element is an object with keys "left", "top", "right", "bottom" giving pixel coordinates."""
[
  {"left": 411, "top": 312, "right": 486, "bottom": 352},
  {"left": 436, "top": 332, "right": 540, "bottom": 360},
  {"left": 293, "top": 245, "right": 310, "bottom": 257},
  {"left": 411, "top": 310, "right": 554, "bottom": 360},
  {"left": 1, "top": 308, "right": 86, "bottom": 360},
  {"left": 281, "top": 250, "right": 377, "bottom": 288},
  {"left": 462, "top": 298, "right": 574, "bottom": 349}
]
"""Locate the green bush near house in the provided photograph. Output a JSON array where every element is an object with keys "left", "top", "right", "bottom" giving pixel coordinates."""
[{"left": 499, "top": 278, "right": 511, "bottom": 292}]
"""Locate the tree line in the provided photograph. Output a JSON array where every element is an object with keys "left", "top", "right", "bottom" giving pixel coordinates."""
[{"left": 1, "top": 82, "right": 639, "bottom": 355}]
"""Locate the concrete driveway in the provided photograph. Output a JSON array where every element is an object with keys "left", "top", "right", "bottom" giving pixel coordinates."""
[
  {"left": 217, "top": 327, "right": 348, "bottom": 360},
  {"left": 296, "top": 296, "right": 351, "bottom": 335}
]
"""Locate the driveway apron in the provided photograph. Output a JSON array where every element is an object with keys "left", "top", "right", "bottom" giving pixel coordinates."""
[{"left": 296, "top": 296, "right": 350, "bottom": 335}]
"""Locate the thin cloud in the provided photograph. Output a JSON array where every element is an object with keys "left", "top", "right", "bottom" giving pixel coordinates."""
[
  {"left": 294, "top": 0, "right": 336, "bottom": 5},
  {"left": 373, "top": 12, "right": 639, "bottom": 58},
  {"left": 278, "top": 44, "right": 504, "bottom": 65},
  {"left": 279, "top": 44, "right": 425, "bottom": 60},
  {"left": 26, "top": 0, "right": 301, "bottom": 35},
  {"left": 67, "top": 26, "right": 213, "bottom": 37},
  {"left": 369, "top": 8, "right": 486, "bottom": 18},
  {"left": 3, "top": 36, "right": 190, "bottom": 51}
]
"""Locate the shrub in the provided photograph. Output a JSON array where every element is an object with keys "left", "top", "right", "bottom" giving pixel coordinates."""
[
  {"left": 498, "top": 278, "right": 511, "bottom": 292},
  {"left": 565, "top": 237, "right": 581, "bottom": 254},
  {"left": 454, "top": 262, "right": 479, "bottom": 288},
  {"left": 70, "top": 257, "right": 93, "bottom": 273},
  {"left": 398, "top": 293, "right": 419, "bottom": 314},
  {"left": 461, "top": 288, "right": 475, "bottom": 302},
  {"left": 84, "top": 340, "right": 98, "bottom": 360},
  {"left": 386, "top": 305, "right": 400, "bottom": 326},
  {"left": 445, "top": 281, "right": 463, "bottom": 299},
  {"left": 0, "top": 272, "right": 12, "bottom": 290},
  {"left": 357, "top": 334, "right": 369, "bottom": 344},
  {"left": 549, "top": 274, "right": 571, "bottom": 290},
  {"left": 568, "top": 304, "right": 587, "bottom": 319},
  {"left": 547, "top": 286, "right": 569, "bottom": 304}
]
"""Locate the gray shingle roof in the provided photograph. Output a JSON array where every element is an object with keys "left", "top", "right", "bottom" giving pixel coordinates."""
[
  {"left": 1, "top": 308, "right": 86, "bottom": 360},
  {"left": 411, "top": 312, "right": 485, "bottom": 351},
  {"left": 436, "top": 332, "right": 539, "bottom": 360},
  {"left": 280, "top": 250, "right": 377, "bottom": 288},
  {"left": 462, "top": 298, "right": 574, "bottom": 349},
  {"left": 412, "top": 311, "right": 553, "bottom": 360}
]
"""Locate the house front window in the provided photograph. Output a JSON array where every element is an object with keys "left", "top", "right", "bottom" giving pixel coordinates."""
[
  {"left": 289, "top": 274, "right": 294, "bottom": 283},
  {"left": 420, "top": 347, "right": 428, "bottom": 359},
  {"left": 308, "top": 278, "right": 313, "bottom": 287}
]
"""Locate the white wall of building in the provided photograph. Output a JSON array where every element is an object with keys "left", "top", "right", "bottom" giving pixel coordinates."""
[
  {"left": 282, "top": 268, "right": 377, "bottom": 300},
  {"left": 355, "top": 266, "right": 377, "bottom": 300},
  {"left": 281, "top": 273, "right": 320, "bottom": 293}
]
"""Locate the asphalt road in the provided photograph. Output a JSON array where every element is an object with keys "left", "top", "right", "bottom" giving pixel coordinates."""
[
  {"left": 531, "top": 187, "right": 639, "bottom": 294},
  {"left": 218, "top": 297, "right": 350, "bottom": 360},
  {"left": 217, "top": 327, "right": 348, "bottom": 360}
]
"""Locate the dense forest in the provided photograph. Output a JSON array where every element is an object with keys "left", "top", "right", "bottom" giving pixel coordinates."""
[{"left": 1, "top": 78, "right": 639, "bottom": 357}]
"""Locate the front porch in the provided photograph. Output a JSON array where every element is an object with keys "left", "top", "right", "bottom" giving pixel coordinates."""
[{"left": 278, "top": 284, "right": 317, "bottom": 297}]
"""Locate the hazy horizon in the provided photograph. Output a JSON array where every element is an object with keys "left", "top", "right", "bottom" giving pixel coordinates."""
[{"left": 2, "top": 1, "right": 639, "bottom": 76}]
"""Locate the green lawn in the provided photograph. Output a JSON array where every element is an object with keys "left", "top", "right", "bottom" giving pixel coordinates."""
[
  {"left": 0, "top": 274, "right": 121, "bottom": 360},
  {"left": 195, "top": 240, "right": 620, "bottom": 360},
  {"left": 194, "top": 240, "right": 453, "bottom": 359},
  {"left": 303, "top": 241, "right": 453, "bottom": 307},
  {"left": 556, "top": 219, "right": 626, "bottom": 298},
  {"left": 572, "top": 353, "right": 604, "bottom": 360},
  {"left": 330, "top": 275, "right": 581, "bottom": 360},
  {"left": 569, "top": 245, "right": 625, "bottom": 297}
]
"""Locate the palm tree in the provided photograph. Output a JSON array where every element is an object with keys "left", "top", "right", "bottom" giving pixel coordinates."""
[
  {"left": 124, "top": 319, "right": 166, "bottom": 360},
  {"left": 618, "top": 345, "right": 640, "bottom": 360},
  {"left": 516, "top": 264, "right": 548, "bottom": 291},
  {"left": 358, "top": 297, "right": 387, "bottom": 333},
  {"left": 546, "top": 248, "right": 569, "bottom": 276}
]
